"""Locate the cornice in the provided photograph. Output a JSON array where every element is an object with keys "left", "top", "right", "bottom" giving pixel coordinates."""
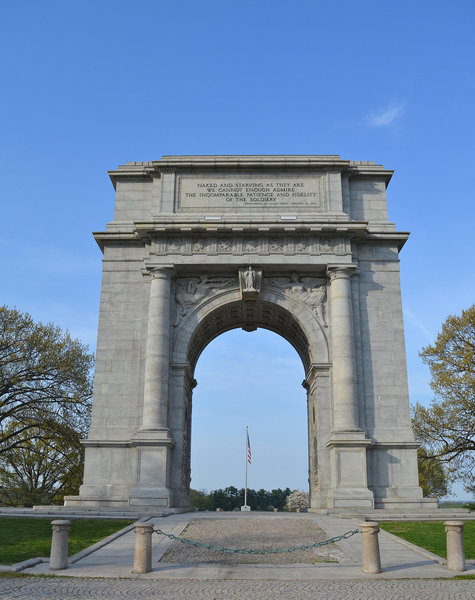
[{"left": 107, "top": 155, "right": 393, "bottom": 186}]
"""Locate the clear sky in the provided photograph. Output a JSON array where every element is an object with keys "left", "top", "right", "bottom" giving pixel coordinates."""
[{"left": 1, "top": 1, "right": 474, "bottom": 499}]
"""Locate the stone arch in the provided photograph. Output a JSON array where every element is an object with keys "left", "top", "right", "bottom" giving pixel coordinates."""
[
  {"left": 169, "top": 283, "right": 331, "bottom": 508},
  {"left": 172, "top": 285, "right": 329, "bottom": 373}
]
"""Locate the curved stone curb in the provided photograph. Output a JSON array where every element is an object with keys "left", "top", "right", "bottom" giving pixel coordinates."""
[{"left": 0, "top": 557, "right": 48, "bottom": 572}]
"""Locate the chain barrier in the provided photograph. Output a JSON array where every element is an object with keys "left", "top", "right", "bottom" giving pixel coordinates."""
[{"left": 153, "top": 526, "right": 360, "bottom": 555}]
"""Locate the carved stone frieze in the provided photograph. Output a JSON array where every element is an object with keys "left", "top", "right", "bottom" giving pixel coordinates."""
[
  {"left": 173, "top": 275, "right": 236, "bottom": 326},
  {"left": 150, "top": 235, "right": 350, "bottom": 257},
  {"left": 264, "top": 274, "right": 327, "bottom": 326}
]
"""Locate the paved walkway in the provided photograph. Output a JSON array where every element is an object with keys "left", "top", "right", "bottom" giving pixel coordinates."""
[
  {"left": 0, "top": 577, "right": 474, "bottom": 599},
  {"left": 0, "top": 512, "right": 473, "bottom": 599}
]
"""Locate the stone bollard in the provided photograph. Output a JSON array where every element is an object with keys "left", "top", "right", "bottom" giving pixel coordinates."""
[
  {"left": 50, "top": 520, "right": 71, "bottom": 570},
  {"left": 132, "top": 522, "right": 154, "bottom": 574},
  {"left": 359, "top": 521, "right": 382, "bottom": 574},
  {"left": 445, "top": 520, "right": 466, "bottom": 571}
]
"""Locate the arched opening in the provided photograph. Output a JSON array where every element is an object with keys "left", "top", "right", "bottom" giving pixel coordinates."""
[
  {"left": 190, "top": 327, "right": 308, "bottom": 496},
  {"left": 168, "top": 294, "right": 327, "bottom": 509}
]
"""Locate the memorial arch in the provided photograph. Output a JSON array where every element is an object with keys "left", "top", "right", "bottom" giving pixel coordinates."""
[{"left": 65, "top": 155, "right": 436, "bottom": 513}]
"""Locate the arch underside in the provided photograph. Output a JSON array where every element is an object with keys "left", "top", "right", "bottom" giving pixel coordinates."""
[{"left": 187, "top": 299, "right": 312, "bottom": 373}]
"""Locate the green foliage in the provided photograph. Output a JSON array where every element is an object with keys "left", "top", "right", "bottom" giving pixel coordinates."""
[
  {"left": 0, "top": 424, "right": 84, "bottom": 506},
  {"left": 417, "top": 448, "right": 449, "bottom": 498},
  {"left": 413, "top": 305, "right": 475, "bottom": 492},
  {"left": 0, "top": 306, "right": 94, "bottom": 505},
  {"left": 190, "top": 486, "right": 292, "bottom": 511},
  {"left": 189, "top": 489, "right": 214, "bottom": 511},
  {"left": 379, "top": 521, "right": 475, "bottom": 560},
  {"left": 0, "top": 518, "right": 133, "bottom": 564}
]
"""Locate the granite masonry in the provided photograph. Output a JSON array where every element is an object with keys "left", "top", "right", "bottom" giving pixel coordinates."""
[{"left": 64, "top": 155, "right": 436, "bottom": 513}]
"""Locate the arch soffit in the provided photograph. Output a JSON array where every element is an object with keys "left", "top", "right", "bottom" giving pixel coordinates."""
[{"left": 172, "top": 286, "right": 330, "bottom": 373}]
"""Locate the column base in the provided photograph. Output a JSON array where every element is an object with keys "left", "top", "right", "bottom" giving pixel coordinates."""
[
  {"left": 129, "top": 430, "right": 175, "bottom": 508},
  {"left": 326, "top": 430, "right": 374, "bottom": 510}
]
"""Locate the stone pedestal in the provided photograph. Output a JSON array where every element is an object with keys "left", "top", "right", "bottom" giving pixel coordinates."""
[
  {"left": 132, "top": 522, "right": 154, "bottom": 574},
  {"left": 50, "top": 520, "right": 70, "bottom": 570},
  {"left": 359, "top": 521, "right": 382, "bottom": 574},
  {"left": 326, "top": 433, "right": 374, "bottom": 509},
  {"left": 445, "top": 521, "right": 465, "bottom": 571}
]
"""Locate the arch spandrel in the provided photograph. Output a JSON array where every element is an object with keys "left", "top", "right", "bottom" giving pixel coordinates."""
[{"left": 171, "top": 277, "right": 330, "bottom": 373}]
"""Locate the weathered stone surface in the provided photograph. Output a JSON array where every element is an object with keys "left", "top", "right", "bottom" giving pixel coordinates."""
[
  {"left": 65, "top": 155, "right": 434, "bottom": 513},
  {"left": 49, "top": 520, "right": 70, "bottom": 570}
]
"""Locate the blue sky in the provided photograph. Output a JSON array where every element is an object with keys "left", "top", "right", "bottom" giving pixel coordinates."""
[{"left": 1, "top": 1, "right": 474, "bottom": 499}]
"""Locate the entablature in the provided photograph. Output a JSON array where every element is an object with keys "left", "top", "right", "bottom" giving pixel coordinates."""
[{"left": 93, "top": 221, "right": 408, "bottom": 253}]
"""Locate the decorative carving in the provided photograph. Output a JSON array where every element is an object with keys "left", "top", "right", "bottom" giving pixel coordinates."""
[
  {"left": 151, "top": 235, "right": 350, "bottom": 257},
  {"left": 269, "top": 238, "right": 285, "bottom": 253},
  {"left": 295, "top": 238, "right": 307, "bottom": 254},
  {"left": 243, "top": 238, "right": 260, "bottom": 254},
  {"left": 193, "top": 239, "right": 206, "bottom": 253},
  {"left": 266, "top": 274, "right": 327, "bottom": 326},
  {"left": 174, "top": 275, "right": 235, "bottom": 326},
  {"left": 328, "top": 266, "right": 355, "bottom": 281},
  {"left": 217, "top": 238, "right": 233, "bottom": 253},
  {"left": 239, "top": 266, "right": 262, "bottom": 299},
  {"left": 244, "top": 266, "right": 256, "bottom": 291}
]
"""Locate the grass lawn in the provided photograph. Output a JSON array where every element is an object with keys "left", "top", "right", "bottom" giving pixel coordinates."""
[
  {"left": 0, "top": 518, "right": 134, "bottom": 565},
  {"left": 379, "top": 521, "right": 475, "bottom": 559}
]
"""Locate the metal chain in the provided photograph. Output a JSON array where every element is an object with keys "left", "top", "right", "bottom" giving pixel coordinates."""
[{"left": 153, "top": 526, "right": 360, "bottom": 555}]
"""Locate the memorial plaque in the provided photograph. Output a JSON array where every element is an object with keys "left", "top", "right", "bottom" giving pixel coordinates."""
[{"left": 176, "top": 174, "right": 324, "bottom": 211}]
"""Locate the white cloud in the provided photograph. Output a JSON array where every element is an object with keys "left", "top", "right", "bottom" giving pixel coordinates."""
[
  {"left": 404, "top": 308, "right": 435, "bottom": 343},
  {"left": 367, "top": 103, "right": 404, "bottom": 127}
]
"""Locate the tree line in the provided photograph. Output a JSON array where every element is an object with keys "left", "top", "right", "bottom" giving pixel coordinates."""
[{"left": 190, "top": 486, "right": 294, "bottom": 511}]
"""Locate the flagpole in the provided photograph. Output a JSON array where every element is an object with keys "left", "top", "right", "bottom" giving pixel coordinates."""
[{"left": 244, "top": 425, "right": 248, "bottom": 507}]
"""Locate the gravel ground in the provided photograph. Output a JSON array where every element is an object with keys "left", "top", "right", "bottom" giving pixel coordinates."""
[{"left": 160, "top": 518, "right": 351, "bottom": 564}]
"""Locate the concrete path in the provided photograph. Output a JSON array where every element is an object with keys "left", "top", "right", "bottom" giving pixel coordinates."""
[{"left": 20, "top": 511, "right": 474, "bottom": 581}]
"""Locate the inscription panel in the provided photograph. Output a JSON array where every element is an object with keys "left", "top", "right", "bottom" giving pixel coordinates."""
[{"left": 176, "top": 174, "right": 325, "bottom": 212}]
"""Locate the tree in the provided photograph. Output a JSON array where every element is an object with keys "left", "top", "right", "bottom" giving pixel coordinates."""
[
  {"left": 270, "top": 487, "right": 291, "bottom": 510},
  {"left": 284, "top": 489, "right": 309, "bottom": 511},
  {"left": 417, "top": 448, "right": 449, "bottom": 498},
  {"left": 0, "top": 421, "right": 85, "bottom": 506},
  {"left": 189, "top": 488, "right": 214, "bottom": 511},
  {"left": 0, "top": 306, "right": 93, "bottom": 504},
  {"left": 412, "top": 305, "right": 475, "bottom": 492}
]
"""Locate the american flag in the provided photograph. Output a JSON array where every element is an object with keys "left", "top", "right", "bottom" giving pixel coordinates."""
[{"left": 247, "top": 429, "right": 251, "bottom": 464}]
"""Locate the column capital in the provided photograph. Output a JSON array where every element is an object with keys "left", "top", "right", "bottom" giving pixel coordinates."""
[
  {"left": 327, "top": 264, "right": 357, "bottom": 281},
  {"left": 144, "top": 265, "right": 174, "bottom": 280}
]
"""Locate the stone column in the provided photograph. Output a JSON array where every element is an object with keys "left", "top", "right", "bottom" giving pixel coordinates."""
[
  {"left": 445, "top": 521, "right": 466, "bottom": 571},
  {"left": 50, "top": 520, "right": 71, "bottom": 570},
  {"left": 325, "top": 266, "right": 373, "bottom": 509},
  {"left": 129, "top": 266, "right": 175, "bottom": 508},
  {"left": 132, "top": 522, "right": 154, "bottom": 574},
  {"left": 359, "top": 521, "right": 382, "bottom": 574},
  {"left": 141, "top": 267, "right": 173, "bottom": 431},
  {"left": 328, "top": 266, "right": 359, "bottom": 431}
]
